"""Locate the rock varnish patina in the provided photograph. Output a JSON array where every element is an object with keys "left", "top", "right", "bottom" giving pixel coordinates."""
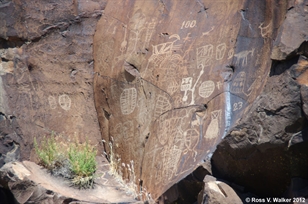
[{"left": 93, "top": 0, "right": 284, "bottom": 199}]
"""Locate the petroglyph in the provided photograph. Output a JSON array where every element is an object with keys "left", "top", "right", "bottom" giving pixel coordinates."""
[
  {"left": 205, "top": 110, "right": 222, "bottom": 140},
  {"left": 144, "top": 19, "right": 156, "bottom": 48},
  {"left": 114, "top": 121, "right": 135, "bottom": 158},
  {"left": 120, "top": 88, "right": 137, "bottom": 115},
  {"left": 216, "top": 43, "right": 226, "bottom": 60},
  {"left": 259, "top": 22, "right": 272, "bottom": 38},
  {"left": 183, "top": 33, "right": 192, "bottom": 43},
  {"left": 234, "top": 48, "right": 254, "bottom": 66},
  {"left": 227, "top": 48, "right": 234, "bottom": 59},
  {"left": 154, "top": 95, "right": 172, "bottom": 119},
  {"left": 127, "top": 9, "right": 146, "bottom": 54},
  {"left": 181, "top": 64, "right": 205, "bottom": 105},
  {"left": 48, "top": 96, "right": 57, "bottom": 109},
  {"left": 202, "top": 26, "right": 215, "bottom": 36},
  {"left": 230, "top": 71, "right": 246, "bottom": 94},
  {"left": 152, "top": 34, "right": 181, "bottom": 56},
  {"left": 184, "top": 129, "right": 199, "bottom": 151},
  {"left": 197, "top": 44, "right": 213, "bottom": 67},
  {"left": 58, "top": 94, "right": 71, "bottom": 111},
  {"left": 199, "top": 80, "right": 215, "bottom": 98},
  {"left": 216, "top": 81, "right": 223, "bottom": 90},
  {"left": 162, "top": 145, "right": 182, "bottom": 184},
  {"left": 144, "top": 34, "right": 182, "bottom": 77},
  {"left": 181, "top": 77, "right": 193, "bottom": 101},
  {"left": 120, "top": 24, "right": 128, "bottom": 54}
]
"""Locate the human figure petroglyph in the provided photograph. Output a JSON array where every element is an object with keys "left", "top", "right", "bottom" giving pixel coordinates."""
[
  {"left": 58, "top": 94, "right": 71, "bottom": 111},
  {"left": 216, "top": 81, "right": 223, "bottom": 90},
  {"left": 234, "top": 48, "right": 254, "bottom": 66},
  {"left": 205, "top": 110, "right": 222, "bottom": 140},
  {"left": 181, "top": 77, "right": 193, "bottom": 101},
  {"left": 181, "top": 64, "right": 205, "bottom": 105},
  {"left": 216, "top": 43, "right": 226, "bottom": 60},
  {"left": 120, "top": 88, "right": 137, "bottom": 115},
  {"left": 199, "top": 80, "right": 215, "bottom": 98}
]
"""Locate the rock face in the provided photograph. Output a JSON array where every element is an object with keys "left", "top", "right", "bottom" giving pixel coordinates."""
[
  {"left": 0, "top": 0, "right": 308, "bottom": 202},
  {"left": 198, "top": 175, "right": 243, "bottom": 204},
  {"left": 212, "top": 0, "right": 308, "bottom": 198},
  {"left": 0, "top": 0, "right": 105, "bottom": 166},
  {"left": 93, "top": 0, "right": 290, "bottom": 200}
]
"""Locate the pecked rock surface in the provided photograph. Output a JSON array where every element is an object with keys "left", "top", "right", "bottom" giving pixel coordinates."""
[
  {"left": 0, "top": 0, "right": 307, "bottom": 202},
  {"left": 0, "top": 0, "right": 106, "bottom": 166},
  {"left": 212, "top": 0, "right": 308, "bottom": 198},
  {"left": 93, "top": 0, "right": 292, "bottom": 200}
]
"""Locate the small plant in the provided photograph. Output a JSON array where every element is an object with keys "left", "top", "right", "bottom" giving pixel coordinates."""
[
  {"left": 34, "top": 133, "right": 97, "bottom": 189},
  {"left": 68, "top": 141, "right": 97, "bottom": 189},
  {"left": 34, "top": 133, "right": 63, "bottom": 170}
]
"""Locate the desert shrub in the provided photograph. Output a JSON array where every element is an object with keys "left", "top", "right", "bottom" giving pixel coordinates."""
[
  {"left": 34, "top": 134, "right": 63, "bottom": 170},
  {"left": 68, "top": 140, "right": 97, "bottom": 188}
]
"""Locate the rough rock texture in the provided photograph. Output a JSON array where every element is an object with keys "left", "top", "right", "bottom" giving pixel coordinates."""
[
  {"left": 0, "top": 0, "right": 308, "bottom": 203},
  {"left": 0, "top": 159, "right": 141, "bottom": 204},
  {"left": 0, "top": 0, "right": 105, "bottom": 166},
  {"left": 212, "top": 0, "right": 308, "bottom": 198},
  {"left": 93, "top": 0, "right": 288, "bottom": 200},
  {"left": 197, "top": 175, "right": 243, "bottom": 204}
]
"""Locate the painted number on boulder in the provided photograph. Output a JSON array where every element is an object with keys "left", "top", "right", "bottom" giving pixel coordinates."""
[
  {"left": 181, "top": 20, "right": 196, "bottom": 29},
  {"left": 233, "top": 102, "right": 243, "bottom": 111}
]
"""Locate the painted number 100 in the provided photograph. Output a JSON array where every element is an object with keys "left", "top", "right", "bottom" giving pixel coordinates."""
[{"left": 181, "top": 20, "right": 196, "bottom": 29}]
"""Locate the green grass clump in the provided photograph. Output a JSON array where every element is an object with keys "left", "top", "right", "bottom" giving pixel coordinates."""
[
  {"left": 68, "top": 141, "right": 97, "bottom": 188},
  {"left": 34, "top": 134, "right": 62, "bottom": 170},
  {"left": 34, "top": 133, "right": 97, "bottom": 189}
]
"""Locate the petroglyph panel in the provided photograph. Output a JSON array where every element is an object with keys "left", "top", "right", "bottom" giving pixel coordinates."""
[
  {"left": 120, "top": 88, "right": 137, "bottom": 115},
  {"left": 199, "top": 81, "right": 215, "bottom": 98},
  {"left": 205, "top": 110, "right": 222, "bottom": 140},
  {"left": 58, "top": 94, "right": 71, "bottom": 111}
]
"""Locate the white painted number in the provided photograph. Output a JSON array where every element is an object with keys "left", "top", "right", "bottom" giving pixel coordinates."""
[
  {"left": 233, "top": 102, "right": 243, "bottom": 111},
  {"left": 181, "top": 20, "right": 196, "bottom": 29}
]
